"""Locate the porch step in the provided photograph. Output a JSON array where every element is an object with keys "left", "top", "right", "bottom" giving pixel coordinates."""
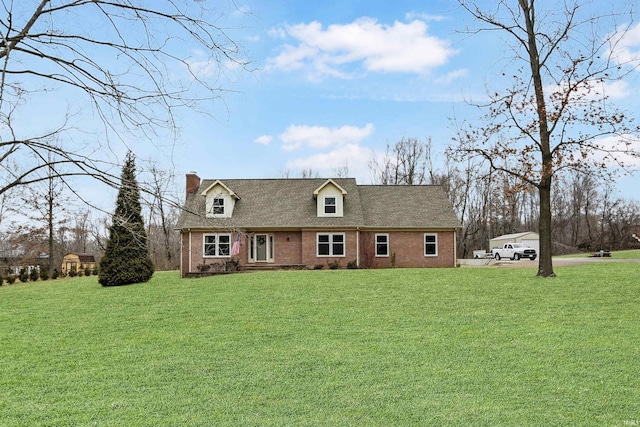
[{"left": 240, "top": 264, "right": 306, "bottom": 271}]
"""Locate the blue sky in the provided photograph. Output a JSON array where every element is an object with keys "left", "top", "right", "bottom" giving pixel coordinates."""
[
  {"left": 168, "top": 0, "right": 483, "bottom": 186},
  {"left": 148, "top": 0, "right": 640, "bottom": 203},
  {"left": 15, "top": 0, "right": 637, "bottom": 212}
]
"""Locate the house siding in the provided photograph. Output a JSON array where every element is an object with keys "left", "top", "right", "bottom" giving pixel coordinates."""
[
  {"left": 301, "top": 230, "right": 358, "bottom": 268},
  {"left": 273, "top": 231, "right": 303, "bottom": 264},
  {"left": 360, "top": 230, "right": 456, "bottom": 268},
  {"left": 181, "top": 229, "right": 456, "bottom": 275}
]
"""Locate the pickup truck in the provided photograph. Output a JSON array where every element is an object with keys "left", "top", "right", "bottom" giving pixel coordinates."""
[{"left": 492, "top": 243, "right": 537, "bottom": 261}]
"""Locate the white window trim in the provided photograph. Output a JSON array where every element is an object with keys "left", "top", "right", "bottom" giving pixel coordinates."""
[
  {"left": 424, "top": 233, "right": 438, "bottom": 257},
  {"left": 375, "top": 233, "right": 389, "bottom": 257},
  {"left": 203, "top": 233, "right": 232, "bottom": 258},
  {"left": 316, "top": 232, "right": 346, "bottom": 257},
  {"left": 323, "top": 196, "right": 338, "bottom": 216}
]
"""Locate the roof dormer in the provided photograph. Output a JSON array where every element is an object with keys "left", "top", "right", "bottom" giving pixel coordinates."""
[
  {"left": 200, "top": 180, "right": 240, "bottom": 218},
  {"left": 313, "top": 179, "right": 347, "bottom": 218}
]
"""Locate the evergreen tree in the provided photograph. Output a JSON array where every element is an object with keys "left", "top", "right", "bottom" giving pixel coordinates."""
[{"left": 99, "top": 152, "right": 154, "bottom": 286}]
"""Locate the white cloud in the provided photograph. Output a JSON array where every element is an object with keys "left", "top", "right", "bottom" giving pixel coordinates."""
[
  {"left": 405, "top": 12, "right": 446, "bottom": 22},
  {"left": 286, "top": 143, "right": 378, "bottom": 181},
  {"left": 254, "top": 135, "right": 273, "bottom": 145},
  {"left": 546, "top": 78, "right": 630, "bottom": 106},
  {"left": 435, "top": 68, "right": 468, "bottom": 84},
  {"left": 280, "top": 123, "right": 374, "bottom": 151},
  {"left": 267, "top": 18, "right": 457, "bottom": 79},
  {"left": 590, "top": 134, "right": 640, "bottom": 169},
  {"left": 609, "top": 21, "right": 640, "bottom": 66}
]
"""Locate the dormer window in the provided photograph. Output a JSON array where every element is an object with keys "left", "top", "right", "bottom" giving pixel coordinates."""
[
  {"left": 324, "top": 197, "right": 336, "bottom": 214},
  {"left": 314, "top": 179, "right": 347, "bottom": 218},
  {"left": 201, "top": 180, "right": 239, "bottom": 219},
  {"left": 212, "top": 197, "right": 224, "bottom": 215}
]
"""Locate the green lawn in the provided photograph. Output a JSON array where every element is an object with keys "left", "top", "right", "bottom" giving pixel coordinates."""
[{"left": 1, "top": 265, "right": 639, "bottom": 426}]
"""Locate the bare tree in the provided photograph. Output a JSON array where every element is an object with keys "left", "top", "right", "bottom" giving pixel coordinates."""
[
  {"left": 0, "top": 0, "right": 247, "bottom": 197},
  {"left": 144, "top": 165, "right": 179, "bottom": 270},
  {"left": 333, "top": 163, "right": 350, "bottom": 178},
  {"left": 369, "top": 138, "right": 430, "bottom": 185},
  {"left": 450, "top": 0, "right": 640, "bottom": 276}
]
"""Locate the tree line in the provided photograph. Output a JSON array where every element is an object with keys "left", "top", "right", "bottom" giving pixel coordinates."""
[
  {"left": 0, "top": 165, "right": 181, "bottom": 278},
  {"left": 370, "top": 138, "right": 640, "bottom": 258}
]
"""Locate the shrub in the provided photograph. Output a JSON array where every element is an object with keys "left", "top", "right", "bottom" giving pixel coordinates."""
[
  {"left": 196, "top": 263, "right": 211, "bottom": 272},
  {"left": 347, "top": 260, "right": 358, "bottom": 269},
  {"left": 7, "top": 275, "right": 16, "bottom": 284},
  {"left": 19, "top": 268, "right": 29, "bottom": 283},
  {"left": 85, "top": 267, "right": 92, "bottom": 276},
  {"left": 327, "top": 260, "right": 341, "bottom": 270},
  {"left": 40, "top": 270, "right": 49, "bottom": 281},
  {"left": 0, "top": 276, "right": 3, "bottom": 286},
  {"left": 224, "top": 259, "right": 239, "bottom": 271},
  {"left": 92, "top": 267, "right": 99, "bottom": 276},
  {"left": 69, "top": 267, "right": 77, "bottom": 277},
  {"left": 30, "top": 269, "right": 39, "bottom": 282},
  {"left": 51, "top": 268, "right": 59, "bottom": 280},
  {"left": 313, "top": 264, "right": 324, "bottom": 270}
]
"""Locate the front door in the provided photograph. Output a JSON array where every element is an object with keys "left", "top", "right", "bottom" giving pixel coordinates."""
[{"left": 256, "top": 234, "right": 268, "bottom": 262}]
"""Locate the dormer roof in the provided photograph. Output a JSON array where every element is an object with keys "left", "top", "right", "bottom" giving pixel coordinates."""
[
  {"left": 200, "top": 180, "right": 240, "bottom": 199},
  {"left": 313, "top": 178, "right": 347, "bottom": 198}
]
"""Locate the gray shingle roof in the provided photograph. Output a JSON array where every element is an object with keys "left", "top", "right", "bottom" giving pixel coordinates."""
[
  {"left": 358, "top": 185, "right": 461, "bottom": 228},
  {"left": 176, "top": 178, "right": 460, "bottom": 230}
]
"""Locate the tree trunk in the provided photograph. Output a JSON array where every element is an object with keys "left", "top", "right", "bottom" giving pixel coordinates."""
[
  {"left": 537, "top": 180, "right": 555, "bottom": 277},
  {"left": 47, "top": 167, "right": 55, "bottom": 277},
  {"left": 520, "top": 0, "right": 555, "bottom": 277}
]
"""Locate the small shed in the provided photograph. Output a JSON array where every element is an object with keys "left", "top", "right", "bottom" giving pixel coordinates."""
[
  {"left": 61, "top": 253, "right": 96, "bottom": 275},
  {"left": 490, "top": 232, "right": 540, "bottom": 253}
]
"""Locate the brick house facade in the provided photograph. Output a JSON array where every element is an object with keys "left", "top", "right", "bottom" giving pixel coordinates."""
[{"left": 176, "top": 175, "right": 461, "bottom": 276}]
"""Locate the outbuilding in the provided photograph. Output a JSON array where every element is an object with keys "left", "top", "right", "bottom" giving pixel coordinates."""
[
  {"left": 61, "top": 253, "right": 96, "bottom": 275},
  {"left": 490, "top": 232, "right": 540, "bottom": 253}
]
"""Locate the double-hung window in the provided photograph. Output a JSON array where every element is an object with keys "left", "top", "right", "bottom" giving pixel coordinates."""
[
  {"left": 375, "top": 234, "right": 389, "bottom": 257},
  {"left": 424, "top": 233, "right": 438, "bottom": 256},
  {"left": 211, "top": 197, "right": 225, "bottom": 215},
  {"left": 317, "top": 233, "right": 345, "bottom": 256},
  {"left": 324, "top": 197, "right": 336, "bottom": 214},
  {"left": 204, "top": 233, "right": 231, "bottom": 257}
]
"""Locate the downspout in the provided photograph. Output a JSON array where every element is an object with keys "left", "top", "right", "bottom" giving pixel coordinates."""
[
  {"left": 356, "top": 228, "right": 360, "bottom": 267},
  {"left": 188, "top": 231, "right": 193, "bottom": 273},
  {"left": 454, "top": 229, "right": 458, "bottom": 267},
  {"left": 179, "top": 232, "right": 183, "bottom": 276}
]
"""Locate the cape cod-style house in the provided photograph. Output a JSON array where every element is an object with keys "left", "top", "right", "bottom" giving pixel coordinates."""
[{"left": 176, "top": 173, "right": 461, "bottom": 276}]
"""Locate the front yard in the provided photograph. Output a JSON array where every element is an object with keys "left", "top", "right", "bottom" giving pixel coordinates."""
[{"left": 1, "top": 265, "right": 639, "bottom": 426}]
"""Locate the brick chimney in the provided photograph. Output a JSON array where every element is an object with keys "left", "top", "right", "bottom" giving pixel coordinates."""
[{"left": 186, "top": 172, "right": 200, "bottom": 197}]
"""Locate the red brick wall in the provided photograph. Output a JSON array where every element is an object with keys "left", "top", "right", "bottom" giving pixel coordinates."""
[
  {"left": 301, "top": 230, "right": 358, "bottom": 269},
  {"left": 273, "top": 231, "right": 302, "bottom": 264},
  {"left": 181, "top": 231, "right": 248, "bottom": 276},
  {"left": 181, "top": 229, "right": 456, "bottom": 276},
  {"left": 359, "top": 230, "right": 456, "bottom": 268}
]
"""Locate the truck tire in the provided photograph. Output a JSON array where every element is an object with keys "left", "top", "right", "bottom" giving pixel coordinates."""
[
  {"left": 531, "top": 255, "right": 537, "bottom": 261},
  {"left": 494, "top": 253, "right": 501, "bottom": 260},
  {"left": 514, "top": 253, "right": 520, "bottom": 261}
]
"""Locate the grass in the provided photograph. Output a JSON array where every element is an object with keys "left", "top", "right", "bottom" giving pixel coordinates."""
[{"left": 1, "top": 265, "right": 639, "bottom": 426}]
